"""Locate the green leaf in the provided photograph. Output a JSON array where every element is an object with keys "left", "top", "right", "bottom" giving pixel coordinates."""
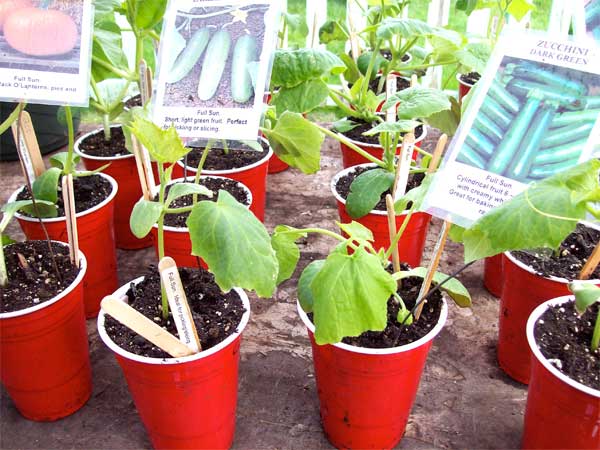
[
  {"left": 271, "top": 225, "right": 307, "bottom": 284},
  {"left": 461, "top": 160, "right": 600, "bottom": 262},
  {"left": 394, "top": 173, "right": 433, "bottom": 213},
  {"left": 319, "top": 20, "right": 348, "bottom": 44},
  {"left": 49, "top": 152, "right": 79, "bottom": 170},
  {"left": 310, "top": 247, "right": 397, "bottom": 344},
  {"left": 271, "top": 48, "right": 345, "bottom": 88},
  {"left": 1, "top": 235, "right": 15, "bottom": 246},
  {"left": 130, "top": 200, "right": 163, "bottom": 238},
  {"left": 363, "top": 120, "right": 420, "bottom": 136},
  {"left": 376, "top": 18, "right": 436, "bottom": 41},
  {"left": 455, "top": 0, "right": 479, "bottom": 14},
  {"left": 129, "top": 0, "right": 167, "bottom": 31},
  {"left": 165, "top": 183, "right": 212, "bottom": 208},
  {"left": 426, "top": 96, "right": 461, "bottom": 136},
  {"left": 142, "top": 34, "right": 157, "bottom": 73},
  {"left": 506, "top": 0, "right": 534, "bottom": 21},
  {"left": 127, "top": 117, "right": 189, "bottom": 164},
  {"left": 338, "top": 221, "right": 374, "bottom": 243},
  {"left": 92, "top": 17, "right": 129, "bottom": 82},
  {"left": 383, "top": 87, "right": 451, "bottom": 120},
  {"left": 456, "top": 42, "right": 491, "bottom": 74},
  {"left": 298, "top": 259, "right": 325, "bottom": 313},
  {"left": 1, "top": 200, "right": 56, "bottom": 232},
  {"left": 395, "top": 267, "right": 472, "bottom": 307},
  {"left": 32, "top": 167, "right": 62, "bottom": 203},
  {"left": 332, "top": 118, "right": 358, "bottom": 133},
  {"left": 356, "top": 51, "right": 387, "bottom": 79},
  {"left": 272, "top": 79, "right": 330, "bottom": 114},
  {"left": 262, "top": 112, "right": 323, "bottom": 174},
  {"left": 570, "top": 283, "right": 600, "bottom": 314},
  {"left": 94, "top": 0, "right": 120, "bottom": 18},
  {"left": 346, "top": 169, "right": 395, "bottom": 219},
  {"left": 187, "top": 191, "right": 278, "bottom": 298},
  {"left": 305, "top": 106, "right": 347, "bottom": 123},
  {"left": 339, "top": 53, "right": 361, "bottom": 84}
]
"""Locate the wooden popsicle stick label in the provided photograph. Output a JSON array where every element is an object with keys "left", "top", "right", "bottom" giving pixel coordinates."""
[
  {"left": 11, "top": 111, "right": 45, "bottom": 180},
  {"left": 393, "top": 132, "right": 415, "bottom": 200},
  {"left": 385, "top": 194, "right": 400, "bottom": 274},
  {"left": 131, "top": 136, "right": 152, "bottom": 200},
  {"left": 579, "top": 240, "right": 600, "bottom": 280},
  {"left": 101, "top": 296, "right": 196, "bottom": 358},
  {"left": 158, "top": 257, "right": 202, "bottom": 353},
  {"left": 427, "top": 134, "right": 448, "bottom": 175},
  {"left": 385, "top": 73, "right": 397, "bottom": 123},
  {"left": 139, "top": 61, "right": 152, "bottom": 107},
  {"left": 62, "top": 174, "right": 80, "bottom": 268}
]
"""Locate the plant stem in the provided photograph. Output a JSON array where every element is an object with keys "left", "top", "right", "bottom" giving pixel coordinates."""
[
  {"left": 165, "top": 206, "right": 194, "bottom": 215},
  {"left": 328, "top": 93, "right": 363, "bottom": 119},
  {"left": 92, "top": 56, "right": 136, "bottom": 81},
  {"left": 592, "top": 311, "right": 600, "bottom": 352},
  {"left": 102, "top": 115, "right": 111, "bottom": 141},
  {"left": 361, "top": 42, "right": 381, "bottom": 104},
  {"left": 315, "top": 124, "right": 387, "bottom": 168},
  {"left": 192, "top": 140, "right": 213, "bottom": 204},
  {"left": 64, "top": 106, "right": 75, "bottom": 175},
  {"left": 0, "top": 103, "right": 25, "bottom": 135},
  {"left": 0, "top": 234, "right": 7, "bottom": 287},
  {"left": 157, "top": 163, "right": 169, "bottom": 320}
]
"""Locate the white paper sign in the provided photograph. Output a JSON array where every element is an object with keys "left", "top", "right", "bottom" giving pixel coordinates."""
[
  {"left": 0, "top": 0, "right": 93, "bottom": 106},
  {"left": 585, "top": 0, "right": 600, "bottom": 41},
  {"left": 423, "top": 31, "right": 600, "bottom": 227},
  {"left": 152, "top": 0, "right": 279, "bottom": 142}
]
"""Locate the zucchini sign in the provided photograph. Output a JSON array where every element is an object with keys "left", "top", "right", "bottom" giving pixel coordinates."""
[
  {"left": 423, "top": 31, "right": 600, "bottom": 227},
  {"left": 0, "top": 0, "right": 93, "bottom": 106},
  {"left": 153, "top": 0, "right": 279, "bottom": 142}
]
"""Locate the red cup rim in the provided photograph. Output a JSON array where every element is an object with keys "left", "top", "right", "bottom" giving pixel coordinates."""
[
  {"left": 456, "top": 73, "right": 476, "bottom": 87},
  {"left": 527, "top": 295, "right": 600, "bottom": 397},
  {"left": 0, "top": 243, "right": 87, "bottom": 319},
  {"left": 297, "top": 298, "right": 447, "bottom": 355},
  {"left": 74, "top": 125, "right": 134, "bottom": 162},
  {"left": 11, "top": 173, "right": 118, "bottom": 224},
  {"left": 330, "top": 163, "right": 413, "bottom": 216},
  {"left": 149, "top": 176, "right": 253, "bottom": 233},
  {"left": 97, "top": 276, "right": 251, "bottom": 365},
  {"left": 339, "top": 124, "right": 427, "bottom": 150},
  {"left": 176, "top": 137, "right": 273, "bottom": 175}
]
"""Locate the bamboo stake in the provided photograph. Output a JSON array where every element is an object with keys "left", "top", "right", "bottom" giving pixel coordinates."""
[
  {"left": 393, "top": 132, "right": 415, "bottom": 199},
  {"left": 137, "top": 60, "right": 156, "bottom": 191},
  {"left": 427, "top": 134, "right": 448, "bottom": 175},
  {"left": 579, "top": 240, "right": 600, "bottom": 280},
  {"left": 101, "top": 296, "right": 196, "bottom": 358},
  {"left": 131, "top": 136, "right": 152, "bottom": 200},
  {"left": 347, "top": 8, "right": 361, "bottom": 59},
  {"left": 385, "top": 194, "right": 401, "bottom": 274},
  {"left": 61, "top": 174, "right": 80, "bottom": 268}
]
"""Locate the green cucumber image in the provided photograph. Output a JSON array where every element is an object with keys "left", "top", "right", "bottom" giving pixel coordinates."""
[
  {"left": 167, "top": 28, "right": 210, "bottom": 84},
  {"left": 231, "top": 34, "right": 258, "bottom": 104},
  {"left": 197, "top": 29, "right": 232, "bottom": 101}
]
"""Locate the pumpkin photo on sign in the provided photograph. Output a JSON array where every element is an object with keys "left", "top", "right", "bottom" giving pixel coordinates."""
[{"left": 0, "top": 0, "right": 92, "bottom": 106}]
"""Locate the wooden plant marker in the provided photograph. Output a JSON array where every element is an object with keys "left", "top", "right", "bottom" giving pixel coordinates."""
[
  {"left": 385, "top": 194, "right": 401, "bottom": 274},
  {"left": 158, "top": 257, "right": 202, "bottom": 353},
  {"left": 393, "top": 132, "right": 415, "bottom": 200},
  {"left": 11, "top": 111, "right": 45, "bottom": 181},
  {"left": 135, "top": 60, "right": 156, "bottom": 192},
  {"left": 131, "top": 136, "right": 152, "bottom": 200},
  {"left": 61, "top": 174, "right": 80, "bottom": 268},
  {"left": 101, "top": 296, "right": 196, "bottom": 358},
  {"left": 578, "top": 240, "right": 600, "bottom": 280},
  {"left": 138, "top": 60, "right": 153, "bottom": 107},
  {"left": 347, "top": 10, "right": 361, "bottom": 59},
  {"left": 427, "top": 133, "right": 448, "bottom": 175}
]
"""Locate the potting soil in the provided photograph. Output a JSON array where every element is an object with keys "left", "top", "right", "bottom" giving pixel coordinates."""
[
  {"left": 185, "top": 141, "right": 270, "bottom": 171},
  {"left": 77, "top": 127, "right": 128, "bottom": 158}
]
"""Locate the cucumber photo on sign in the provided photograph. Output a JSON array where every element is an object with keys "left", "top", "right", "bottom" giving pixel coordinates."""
[{"left": 456, "top": 58, "right": 600, "bottom": 183}]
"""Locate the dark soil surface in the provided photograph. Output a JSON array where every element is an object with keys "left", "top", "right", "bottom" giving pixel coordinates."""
[
  {"left": 124, "top": 95, "right": 142, "bottom": 109},
  {"left": 343, "top": 118, "right": 424, "bottom": 146},
  {"left": 77, "top": 127, "right": 129, "bottom": 158},
  {"left": 0, "top": 241, "right": 80, "bottom": 313},
  {"left": 104, "top": 266, "right": 245, "bottom": 359},
  {"left": 512, "top": 224, "right": 600, "bottom": 280},
  {"left": 163, "top": 5, "right": 267, "bottom": 109},
  {"left": 380, "top": 50, "right": 411, "bottom": 63},
  {"left": 15, "top": 174, "right": 112, "bottom": 217},
  {"left": 160, "top": 178, "right": 250, "bottom": 227},
  {"left": 342, "top": 264, "right": 443, "bottom": 348},
  {"left": 368, "top": 74, "right": 411, "bottom": 94},
  {"left": 184, "top": 141, "right": 269, "bottom": 171},
  {"left": 534, "top": 301, "right": 600, "bottom": 390},
  {"left": 459, "top": 72, "right": 481, "bottom": 85},
  {"left": 336, "top": 165, "right": 424, "bottom": 212}
]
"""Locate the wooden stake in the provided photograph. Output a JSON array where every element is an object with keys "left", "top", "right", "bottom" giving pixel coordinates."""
[
  {"left": 158, "top": 257, "right": 202, "bottom": 353},
  {"left": 579, "top": 240, "right": 600, "bottom": 280},
  {"left": 347, "top": 9, "right": 361, "bottom": 59},
  {"left": 427, "top": 134, "right": 448, "bottom": 175},
  {"left": 385, "top": 73, "right": 397, "bottom": 123},
  {"left": 385, "top": 194, "right": 401, "bottom": 274},
  {"left": 11, "top": 111, "right": 45, "bottom": 180},
  {"left": 138, "top": 60, "right": 153, "bottom": 107},
  {"left": 62, "top": 174, "right": 80, "bottom": 268},
  {"left": 393, "top": 132, "right": 415, "bottom": 199},
  {"left": 414, "top": 220, "right": 451, "bottom": 320},
  {"left": 131, "top": 135, "right": 152, "bottom": 200},
  {"left": 101, "top": 296, "right": 196, "bottom": 358},
  {"left": 410, "top": 74, "right": 418, "bottom": 87}
]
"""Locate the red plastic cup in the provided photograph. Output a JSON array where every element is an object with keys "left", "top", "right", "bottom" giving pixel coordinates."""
[
  {"left": 75, "top": 127, "right": 153, "bottom": 250},
  {"left": 268, "top": 153, "right": 290, "bottom": 173},
  {"left": 483, "top": 254, "right": 504, "bottom": 297},
  {"left": 522, "top": 296, "right": 600, "bottom": 449},
  {"left": 457, "top": 73, "right": 475, "bottom": 101},
  {"left": 11, "top": 173, "right": 118, "bottom": 318},
  {"left": 149, "top": 177, "right": 252, "bottom": 269},
  {"left": 97, "top": 278, "right": 251, "bottom": 449},
  {"left": 0, "top": 246, "right": 91, "bottom": 421},
  {"left": 176, "top": 143, "right": 272, "bottom": 222},
  {"left": 498, "top": 252, "right": 599, "bottom": 384},
  {"left": 339, "top": 126, "right": 426, "bottom": 169},
  {"left": 331, "top": 165, "right": 431, "bottom": 267},
  {"left": 297, "top": 299, "right": 448, "bottom": 449}
]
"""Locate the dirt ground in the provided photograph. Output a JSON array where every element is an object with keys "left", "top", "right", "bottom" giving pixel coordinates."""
[{"left": 0, "top": 127, "right": 528, "bottom": 449}]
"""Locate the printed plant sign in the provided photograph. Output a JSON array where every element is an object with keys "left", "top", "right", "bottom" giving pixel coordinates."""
[
  {"left": 153, "top": 0, "right": 279, "bottom": 142},
  {"left": 423, "top": 31, "right": 600, "bottom": 227},
  {"left": 586, "top": 0, "right": 600, "bottom": 41},
  {"left": 0, "top": 0, "right": 93, "bottom": 106}
]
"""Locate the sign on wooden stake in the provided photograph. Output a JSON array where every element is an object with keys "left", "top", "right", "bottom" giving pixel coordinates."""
[
  {"left": 61, "top": 174, "right": 80, "bottom": 267},
  {"left": 11, "top": 111, "right": 45, "bottom": 181}
]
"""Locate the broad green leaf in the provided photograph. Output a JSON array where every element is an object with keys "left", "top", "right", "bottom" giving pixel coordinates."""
[
  {"left": 310, "top": 247, "right": 397, "bottom": 344},
  {"left": 363, "top": 120, "right": 420, "bottom": 136},
  {"left": 456, "top": 42, "right": 491, "bottom": 74},
  {"left": 271, "top": 48, "right": 345, "bottom": 88},
  {"left": 305, "top": 105, "right": 347, "bottom": 122},
  {"left": 455, "top": 0, "right": 479, "bottom": 14},
  {"left": 332, "top": 118, "right": 358, "bottom": 133},
  {"left": 394, "top": 173, "right": 434, "bottom": 213},
  {"left": 272, "top": 79, "right": 330, "bottom": 114},
  {"left": 346, "top": 169, "right": 395, "bottom": 219},
  {"left": 319, "top": 20, "right": 348, "bottom": 44},
  {"left": 298, "top": 259, "right": 325, "bottom": 313},
  {"left": 187, "top": 191, "right": 278, "bottom": 298},
  {"left": 32, "top": 167, "right": 62, "bottom": 203},
  {"left": 395, "top": 267, "right": 472, "bottom": 307},
  {"left": 376, "top": 18, "right": 436, "bottom": 41},
  {"left": 339, "top": 53, "right": 361, "bottom": 84},
  {"left": 506, "top": 0, "right": 534, "bottom": 21},
  {"left": 127, "top": 117, "right": 189, "bottom": 164},
  {"left": 383, "top": 87, "right": 451, "bottom": 120},
  {"left": 130, "top": 0, "right": 167, "bottom": 31},
  {"left": 142, "top": 34, "right": 157, "bottom": 73},
  {"left": 49, "top": 152, "right": 80, "bottom": 170},
  {"left": 1, "top": 235, "right": 15, "bottom": 246},
  {"left": 338, "top": 221, "right": 374, "bottom": 243},
  {"left": 1, "top": 200, "right": 56, "bottom": 232},
  {"left": 460, "top": 160, "right": 600, "bottom": 262},
  {"left": 165, "top": 183, "right": 212, "bottom": 208},
  {"left": 92, "top": 17, "right": 129, "bottom": 82},
  {"left": 356, "top": 51, "right": 387, "bottom": 79},
  {"left": 262, "top": 112, "right": 323, "bottom": 174},
  {"left": 130, "top": 200, "right": 163, "bottom": 238},
  {"left": 570, "top": 283, "right": 600, "bottom": 314},
  {"left": 94, "top": 0, "right": 120, "bottom": 18},
  {"left": 426, "top": 96, "right": 461, "bottom": 136},
  {"left": 271, "top": 225, "right": 307, "bottom": 284}
]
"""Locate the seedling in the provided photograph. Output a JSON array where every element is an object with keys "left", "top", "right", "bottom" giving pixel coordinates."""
[{"left": 569, "top": 283, "right": 600, "bottom": 352}]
